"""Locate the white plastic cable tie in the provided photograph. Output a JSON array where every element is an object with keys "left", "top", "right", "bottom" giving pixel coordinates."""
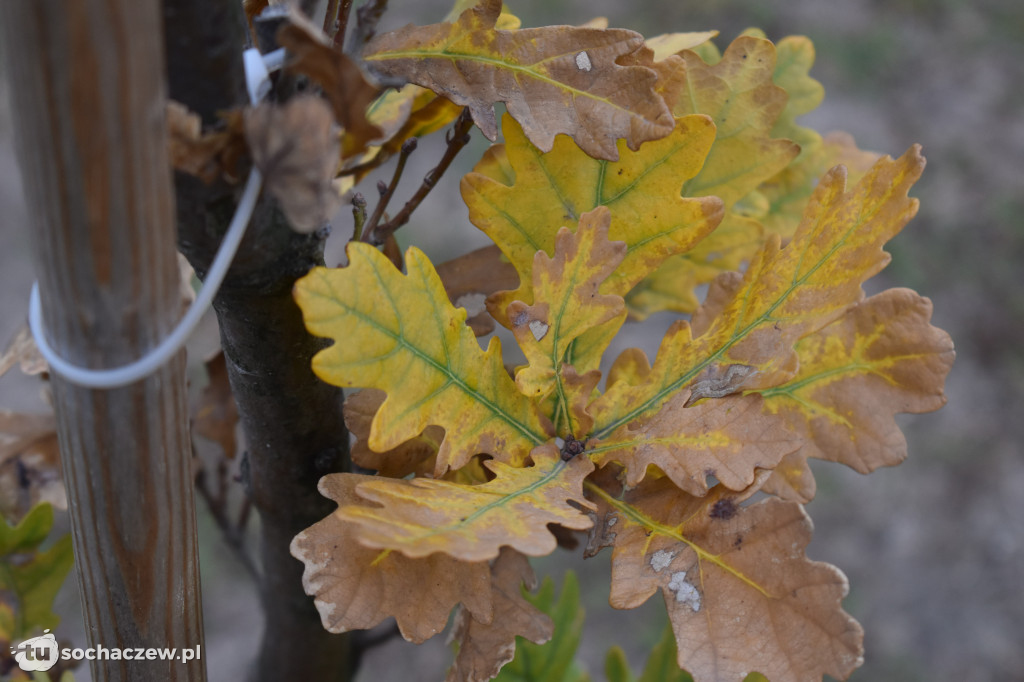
[{"left": 27, "top": 45, "right": 287, "bottom": 389}]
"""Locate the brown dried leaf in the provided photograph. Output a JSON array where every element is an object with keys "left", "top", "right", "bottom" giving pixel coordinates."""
[
  {"left": 447, "top": 548, "right": 553, "bottom": 682},
  {"left": 277, "top": 11, "right": 383, "bottom": 157},
  {"left": 587, "top": 477, "right": 864, "bottom": 682},
  {"left": 758, "top": 288, "right": 954, "bottom": 501},
  {"left": 244, "top": 96, "right": 342, "bottom": 232},
  {"left": 591, "top": 390, "right": 799, "bottom": 495},
  {"left": 290, "top": 473, "right": 492, "bottom": 643},
  {"left": 192, "top": 352, "right": 239, "bottom": 459},
  {"left": 344, "top": 389, "right": 440, "bottom": 478},
  {"left": 435, "top": 245, "right": 519, "bottom": 337},
  {"left": 0, "top": 411, "right": 64, "bottom": 522},
  {"left": 363, "top": 0, "right": 674, "bottom": 160},
  {"left": 167, "top": 101, "right": 246, "bottom": 184},
  {"left": 0, "top": 325, "right": 46, "bottom": 378}
]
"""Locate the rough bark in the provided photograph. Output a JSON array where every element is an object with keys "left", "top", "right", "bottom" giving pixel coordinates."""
[
  {"left": 164, "top": 1, "right": 355, "bottom": 680},
  {"left": 0, "top": 1, "right": 205, "bottom": 679}
]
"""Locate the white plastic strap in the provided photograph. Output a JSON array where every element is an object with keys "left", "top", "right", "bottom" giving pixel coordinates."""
[{"left": 28, "top": 47, "right": 283, "bottom": 389}]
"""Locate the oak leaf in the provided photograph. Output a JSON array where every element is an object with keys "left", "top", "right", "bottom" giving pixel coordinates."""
[
  {"left": 508, "top": 208, "right": 625, "bottom": 402},
  {"left": 461, "top": 113, "right": 722, "bottom": 328},
  {"left": 627, "top": 36, "right": 800, "bottom": 318},
  {"left": 362, "top": 0, "right": 674, "bottom": 160},
  {"left": 586, "top": 478, "right": 863, "bottom": 682},
  {"left": 590, "top": 390, "right": 799, "bottom": 495},
  {"left": 448, "top": 548, "right": 553, "bottom": 682},
  {"left": 332, "top": 445, "right": 594, "bottom": 562},
  {"left": 0, "top": 504, "right": 74, "bottom": 639},
  {"left": 593, "top": 147, "right": 927, "bottom": 440},
  {"left": 344, "top": 389, "right": 440, "bottom": 478},
  {"left": 294, "top": 244, "right": 550, "bottom": 475},
  {"left": 435, "top": 245, "right": 519, "bottom": 337},
  {"left": 290, "top": 473, "right": 492, "bottom": 642},
  {"left": 166, "top": 101, "right": 246, "bottom": 184},
  {"left": 756, "top": 288, "right": 954, "bottom": 501}
]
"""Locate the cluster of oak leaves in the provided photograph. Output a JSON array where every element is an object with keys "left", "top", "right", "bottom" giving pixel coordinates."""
[{"left": 170, "top": 1, "right": 957, "bottom": 680}]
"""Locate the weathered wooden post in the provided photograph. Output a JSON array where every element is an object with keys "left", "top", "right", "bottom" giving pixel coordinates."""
[{"left": 0, "top": 1, "right": 207, "bottom": 680}]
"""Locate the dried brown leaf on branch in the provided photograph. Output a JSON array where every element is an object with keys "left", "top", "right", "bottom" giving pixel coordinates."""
[
  {"left": 277, "top": 9, "right": 383, "bottom": 157},
  {"left": 166, "top": 101, "right": 247, "bottom": 184},
  {"left": 244, "top": 96, "right": 342, "bottom": 232},
  {"left": 362, "top": 0, "right": 674, "bottom": 160},
  {"left": 191, "top": 352, "right": 239, "bottom": 460},
  {"left": 0, "top": 325, "right": 46, "bottom": 378}
]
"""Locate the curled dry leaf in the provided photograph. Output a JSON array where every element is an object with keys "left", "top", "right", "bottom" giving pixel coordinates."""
[
  {"left": 757, "top": 288, "right": 954, "bottom": 502},
  {"left": 244, "top": 96, "right": 342, "bottom": 233},
  {"left": 0, "top": 411, "right": 64, "bottom": 522},
  {"left": 447, "top": 548, "right": 553, "bottom": 682},
  {"left": 167, "top": 101, "right": 247, "bottom": 185},
  {"left": 291, "top": 473, "right": 493, "bottom": 643},
  {"left": 587, "top": 477, "right": 864, "bottom": 682},
  {"left": 276, "top": 10, "right": 383, "bottom": 157},
  {"left": 363, "top": 0, "right": 674, "bottom": 160}
]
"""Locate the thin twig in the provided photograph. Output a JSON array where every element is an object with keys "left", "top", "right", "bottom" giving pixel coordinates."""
[
  {"left": 333, "top": 0, "right": 356, "bottom": 49},
  {"left": 351, "top": 193, "right": 368, "bottom": 241},
  {"left": 322, "top": 0, "right": 340, "bottom": 36},
  {"left": 363, "top": 138, "right": 418, "bottom": 243},
  {"left": 195, "top": 467, "right": 262, "bottom": 583},
  {"left": 372, "top": 108, "right": 474, "bottom": 243}
]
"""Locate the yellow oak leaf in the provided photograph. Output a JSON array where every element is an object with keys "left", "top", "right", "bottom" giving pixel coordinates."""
[
  {"left": 592, "top": 146, "right": 927, "bottom": 440},
  {"left": 290, "top": 473, "right": 492, "bottom": 643},
  {"left": 756, "top": 288, "right": 954, "bottom": 502},
  {"left": 363, "top": 0, "right": 674, "bottom": 160},
  {"left": 627, "top": 36, "right": 800, "bottom": 317},
  {"left": 586, "top": 478, "right": 864, "bottom": 682},
  {"left": 508, "top": 208, "right": 625, "bottom": 403},
  {"left": 447, "top": 548, "right": 553, "bottom": 682},
  {"left": 645, "top": 31, "right": 719, "bottom": 61},
  {"left": 294, "top": 244, "right": 550, "bottom": 476},
  {"left": 461, "top": 113, "right": 722, "bottom": 326},
  {"left": 334, "top": 444, "right": 593, "bottom": 562},
  {"left": 589, "top": 389, "right": 799, "bottom": 495}
]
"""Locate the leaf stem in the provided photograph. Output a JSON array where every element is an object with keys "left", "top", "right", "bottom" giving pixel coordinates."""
[{"left": 370, "top": 108, "right": 475, "bottom": 244}]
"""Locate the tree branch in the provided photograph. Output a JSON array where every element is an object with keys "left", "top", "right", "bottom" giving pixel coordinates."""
[{"left": 370, "top": 108, "right": 474, "bottom": 244}]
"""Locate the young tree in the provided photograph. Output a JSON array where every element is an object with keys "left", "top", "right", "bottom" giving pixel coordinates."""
[{"left": 0, "top": 0, "right": 953, "bottom": 681}]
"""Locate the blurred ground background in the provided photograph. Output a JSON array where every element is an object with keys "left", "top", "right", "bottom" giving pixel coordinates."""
[{"left": 2, "top": 0, "right": 1022, "bottom": 680}]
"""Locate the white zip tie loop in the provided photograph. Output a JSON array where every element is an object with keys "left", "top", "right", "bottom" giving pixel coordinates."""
[{"left": 28, "top": 47, "right": 282, "bottom": 389}]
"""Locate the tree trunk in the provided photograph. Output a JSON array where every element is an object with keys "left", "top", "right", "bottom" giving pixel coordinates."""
[
  {"left": 0, "top": 1, "right": 206, "bottom": 680},
  {"left": 164, "top": 1, "right": 355, "bottom": 679}
]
